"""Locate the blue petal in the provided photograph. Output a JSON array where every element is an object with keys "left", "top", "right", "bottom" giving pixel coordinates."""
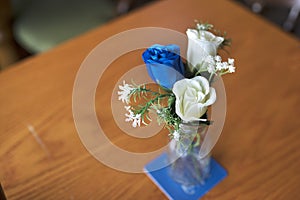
[{"left": 142, "top": 44, "right": 185, "bottom": 88}]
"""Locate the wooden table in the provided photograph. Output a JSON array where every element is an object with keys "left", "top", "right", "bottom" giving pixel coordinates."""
[{"left": 1, "top": 0, "right": 300, "bottom": 199}]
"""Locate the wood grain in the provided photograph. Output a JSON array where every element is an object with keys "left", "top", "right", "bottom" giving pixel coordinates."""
[{"left": 0, "top": 0, "right": 300, "bottom": 199}]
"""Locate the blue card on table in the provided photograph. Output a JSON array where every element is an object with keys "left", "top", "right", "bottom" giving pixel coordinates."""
[{"left": 144, "top": 153, "right": 227, "bottom": 200}]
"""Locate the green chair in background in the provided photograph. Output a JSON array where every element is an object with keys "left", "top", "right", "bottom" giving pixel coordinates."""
[{"left": 11, "top": 0, "right": 117, "bottom": 53}]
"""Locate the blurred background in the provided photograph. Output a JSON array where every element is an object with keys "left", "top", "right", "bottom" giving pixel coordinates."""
[{"left": 0, "top": 0, "right": 299, "bottom": 71}]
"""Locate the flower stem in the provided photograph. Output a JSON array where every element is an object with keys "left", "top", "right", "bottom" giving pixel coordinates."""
[{"left": 208, "top": 73, "right": 214, "bottom": 84}]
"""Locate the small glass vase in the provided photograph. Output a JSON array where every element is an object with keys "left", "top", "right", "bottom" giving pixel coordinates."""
[{"left": 168, "top": 122, "right": 210, "bottom": 195}]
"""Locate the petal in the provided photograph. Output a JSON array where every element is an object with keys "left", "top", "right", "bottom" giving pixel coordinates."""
[
  {"left": 166, "top": 44, "right": 180, "bottom": 54},
  {"left": 184, "top": 103, "right": 199, "bottom": 118},
  {"left": 203, "top": 87, "right": 217, "bottom": 106},
  {"left": 175, "top": 97, "right": 185, "bottom": 120},
  {"left": 199, "top": 30, "right": 224, "bottom": 45},
  {"left": 186, "top": 29, "right": 198, "bottom": 40},
  {"left": 173, "top": 79, "right": 188, "bottom": 97},
  {"left": 192, "top": 76, "right": 210, "bottom": 94},
  {"left": 187, "top": 39, "right": 216, "bottom": 68},
  {"left": 147, "top": 63, "right": 183, "bottom": 89},
  {"left": 197, "top": 105, "right": 208, "bottom": 119}
]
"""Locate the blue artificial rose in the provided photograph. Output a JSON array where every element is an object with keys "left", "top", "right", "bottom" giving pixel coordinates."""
[{"left": 142, "top": 44, "right": 185, "bottom": 89}]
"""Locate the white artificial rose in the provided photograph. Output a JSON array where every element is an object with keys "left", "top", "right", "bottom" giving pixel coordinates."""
[
  {"left": 172, "top": 76, "right": 216, "bottom": 122},
  {"left": 186, "top": 29, "right": 224, "bottom": 72}
]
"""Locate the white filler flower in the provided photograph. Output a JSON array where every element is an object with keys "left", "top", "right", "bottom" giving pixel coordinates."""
[
  {"left": 173, "top": 76, "right": 216, "bottom": 122},
  {"left": 124, "top": 106, "right": 141, "bottom": 128},
  {"left": 118, "top": 81, "right": 134, "bottom": 104}
]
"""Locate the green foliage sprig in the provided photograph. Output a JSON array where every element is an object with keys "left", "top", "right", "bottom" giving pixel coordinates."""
[{"left": 129, "top": 84, "right": 179, "bottom": 129}]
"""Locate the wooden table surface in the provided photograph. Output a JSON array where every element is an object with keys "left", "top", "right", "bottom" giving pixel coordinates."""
[{"left": 1, "top": 0, "right": 300, "bottom": 199}]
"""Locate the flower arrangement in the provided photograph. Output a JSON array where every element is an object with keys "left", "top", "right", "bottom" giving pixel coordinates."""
[{"left": 118, "top": 21, "right": 235, "bottom": 144}]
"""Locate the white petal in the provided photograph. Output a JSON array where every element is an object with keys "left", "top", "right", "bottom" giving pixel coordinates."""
[
  {"left": 192, "top": 76, "right": 210, "bottom": 94},
  {"left": 203, "top": 87, "right": 217, "bottom": 106},
  {"left": 186, "top": 29, "right": 198, "bottom": 40},
  {"left": 173, "top": 79, "right": 188, "bottom": 97}
]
